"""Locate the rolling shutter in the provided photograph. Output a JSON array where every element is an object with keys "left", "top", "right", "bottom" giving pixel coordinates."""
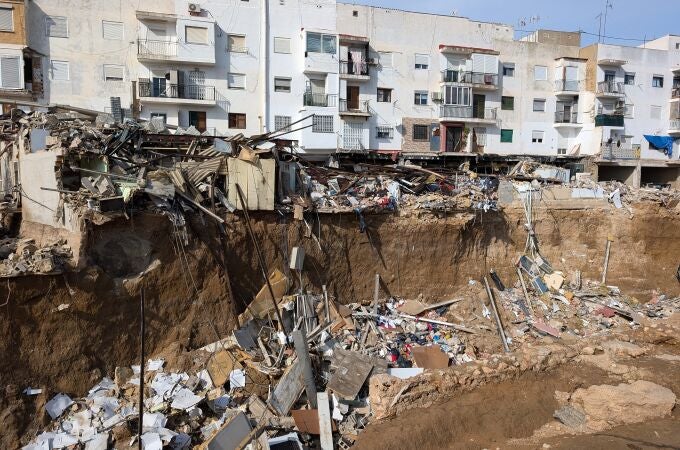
[
  {"left": 1, "top": 56, "right": 21, "bottom": 88},
  {"left": 102, "top": 21, "right": 124, "bottom": 40},
  {"left": 103, "top": 64, "right": 124, "bottom": 81},
  {"left": 0, "top": 7, "right": 13, "bottom": 32},
  {"left": 50, "top": 60, "right": 69, "bottom": 81},
  {"left": 185, "top": 26, "right": 207, "bottom": 44},
  {"left": 46, "top": 16, "right": 68, "bottom": 38},
  {"left": 274, "top": 37, "right": 291, "bottom": 54}
]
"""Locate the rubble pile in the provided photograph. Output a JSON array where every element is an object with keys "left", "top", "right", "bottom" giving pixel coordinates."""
[{"left": 0, "top": 237, "right": 71, "bottom": 276}]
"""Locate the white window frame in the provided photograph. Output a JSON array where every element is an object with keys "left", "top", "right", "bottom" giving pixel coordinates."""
[
  {"left": 379, "top": 52, "right": 393, "bottom": 69},
  {"left": 502, "top": 63, "right": 515, "bottom": 77},
  {"left": 534, "top": 65, "right": 548, "bottom": 81},
  {"left": 0, "top": 6, "right": 14, "bottom": 32},
  {"left": 306, "top": 32, "right": 336, "bottom": 54},
  {"left": 312, "top": 115, "right": 333, "bottom": 133},
  {"left": 185, "top": 26, "right": 208, "bottom": 45},
  {"left": 228, "top": 72, "right": 246, "bottom": 90},
  {"left": 531, "top": 130, "right": 545, "bottom": 144},
  {"left": 45, "top": 15, "right": 69, "bottom": 38},
  {"left": 274, "top": 115, "right": 292, "bottom": 131},
  {"left": 227, "top": 34, "right": 247, "bottom": 53},
  {"left": 650, "top": 105, "right": 662, "bottom": 120},
  {"left": 103, "top": 64, "right": 124, "bottom": 82},
  {"left": 414, "top": 91, "right": 428, "bottom": 105},
  {"left": 274, "top": 37, "right": 291, "bottom": 54},
  {"left": 376, "top": 126, "right": 394, "bottom": 139},
  {"left": 444, "top": 86, "right": 471, "bottom": 106},
  {"left": 0, "top": 56, "right": 22, "bottom": 89},
  {"left": 102, "top": 20, "right": 124, "bottom": 40},
  {"left": 274, "top": 77, "right": 291, "bottom": 93},
  {"left": 533, "top": 98, "right": 546, "bottom": 112},
  {"left": 414, "top": 53, "right": 429, "bottom": 70},
  {"left": 50, "top": 60, "right": 70, "bottom": 81},
  {"left": 652, "top": 75, "right": 664, "bottom": 88}
]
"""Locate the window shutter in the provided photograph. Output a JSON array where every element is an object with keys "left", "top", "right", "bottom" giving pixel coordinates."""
[
  {"left": 0, "top": 7, "right": 13, "bottom": 32},
  {"left": 228, "top": 35, "right": 245, "bottom": 52},
  {"left": 274, "top": 37, "right": 291, "bottom": 54},
  {"left": 483, "top": 55, "right": 498, "bottom": 74},
  {"left": 310, "top": 78, "right": 325, "bottom": 95},
  {"left": 102, "top": 21, "right": 124, "bottom": 40},
  {"left": 471, "top": 54, "right": 485, "bottom": 73},
  {"left": 228, "top": 73, "right": 245, "bottom": 89},
  {"left": 104, "top": 64, "right": 124, "bottom": 81},
  {"left": 147, "top": 26, "right": 166, "bottom": 41},
  {"left": 185, "top": 26, "right": 207, "bottom": 44},
  {"left": 46, "top": 16, "right": 68, "bottom": 38},
  {"left": 50, "top": 60, "right": 69, "bottom": 80},
  {"left": 1, "top": 56, "right": 21, "bottom": 88},
  {"left": 565, "top": 66, "right": 578, "bottom": 81},
  {"left": 306, "top": 33, "right": 321, "bottom": 53},
  {"left": 379, "top": 52, "right": 392, "bottom": 68},
  {"left": 415, "top": 54, "right": 429, "bottom": 67}
]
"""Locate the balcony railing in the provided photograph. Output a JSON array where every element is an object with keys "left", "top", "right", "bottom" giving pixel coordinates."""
[
  {"left": 672, "top": 87, "right": 680, "bottom": 99},
  {"left": 670, "top": 119, "right": 680, "bottom": 131},
  {"left": 601, "top": 143, "right": 639, "bottom": 160},
  {"left": 342, "top": 138, "right": 367, "bottom": 151},
  {"left": 137, "top": 40, "right": 178, "bottom": 59},
  {"left": 555, "top": 79, "right": 582, "bottom": 92},
  {"left": 554, "top": 111, "right": 579, "bottom": 124},
  {"left": 440, "top": 105, "right": 497, "bottom": 120},
  {"left": 303, "top": 92, "right": 338, "bottom": 107},
  {"left": 597, "top": 81, "right": 625, "bottom": 95},
  {"left": 339, "top": 99, "right": 371, "bottom": 114},
  {"left": 339, "top": 60, "right": 369, "bottom": 76},
  {"left": 441, "top": 70, "right": 498, "bottom": 87},
  {"left": 138, "top": 81, "right": 216, "bottom": 101},
  {"left": 595, "top": 113, "right": 624, "bottom": 127}
]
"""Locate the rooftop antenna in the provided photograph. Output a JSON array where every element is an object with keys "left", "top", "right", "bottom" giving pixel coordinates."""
[{"left": 602, "top": 0, "right": 614, "bottom": 43}]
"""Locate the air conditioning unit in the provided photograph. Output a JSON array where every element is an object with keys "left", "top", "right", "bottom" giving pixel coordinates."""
[
  {"left": 188, "top": 3, "right": 201, "bottom": 13},
  {"left": 431, "top": 92, "right": 443, "bottom": 103}
]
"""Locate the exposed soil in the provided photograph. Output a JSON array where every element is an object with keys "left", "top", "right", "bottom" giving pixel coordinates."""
[{"left": 1, "top": 202, "right": 679, "bottom": 448}]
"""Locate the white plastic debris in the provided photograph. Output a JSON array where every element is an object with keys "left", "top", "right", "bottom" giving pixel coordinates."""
[
  {"left": 141, "top": 432, "right": 163, "bottom": 450},
  {"left": 170, "top": 388, "right": 202, "bottom": 411},
  {"left": 45, "top": 394, "right": 74, "bottom": 419},
  {"left": 147, "top": 359, "right": 165, "bottom": 371},
  {"left": 229, "top": 369, "right": 246, "bottom": 389},
  {"left": 23, "top": 387, "right": 42, "bottom": 395},
  {"left": 84, "top": 433, "right": 108, "bottom": 450}
]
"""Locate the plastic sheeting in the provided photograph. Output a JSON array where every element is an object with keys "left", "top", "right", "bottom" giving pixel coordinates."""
[{"left": 644, "top": 135, "right": 675, "bottom": 157}]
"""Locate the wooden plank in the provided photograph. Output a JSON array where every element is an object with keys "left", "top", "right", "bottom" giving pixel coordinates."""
[
  {"left": 270, "top": 358, "right": 304, "bottom": 416},
  {"left": 317, "top": 392, "right": 334, "bottom": 450},
  {"left": 327, "top": 349, "right": 373, "bottom": 400}
]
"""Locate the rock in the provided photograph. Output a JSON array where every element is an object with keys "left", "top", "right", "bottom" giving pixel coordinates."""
[
  {"left": 601, "top": 340, "right": 646, "bottom": 358},
  {"left": 570, "top": 381, "right": 676, "bottom": 431},
  {"left": 581, "top": 346, "right": 595, "bottom": 355},
  {"left": 115, "top": 366, "right": 134, "bottom": 387},
  {"left": 553, "top": 405, "right": 587, "bottom": 428}
]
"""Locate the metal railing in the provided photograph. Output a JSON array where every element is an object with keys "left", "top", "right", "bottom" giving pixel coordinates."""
[
  {"left": 596, "top": 81, "right": 625, "bottom": 95},
  {"left": 138, "top": 81, "right": 216, "bottom": 101},
  {"left": 303, "top": 92, "right": 338, "bottom": 107},
  {"left": 670, "top": 119, "right": 680, "bottom": 131},
  {"left": 342, "top": 138, "right": 367, "bottom": 151},
  {"left": 595, "top": 114, "right": 624, "bottom": 127},
  {"left": 339, "top": 60, "right": 369, "bottom": 76},
  {"left": 339, "top": 99, "right": 371, "bottom": 114},
  {"left": 441, "top": 70, "right": 498, "bottom": 87},
  {"left": 137, "top": 39, "right": 178, "bottom": 59},
  {"left": 440, "top": 105, "right": 497, "bottom": 120},
  {"left": 554, "top": 111, "right": 579, "bottom": 124},
  {"left": 601, "top": 143, "right": 639, "bottom": 160},
  {"left": 555, "top": 79, "right": 582, "bottom": 92},
  {"left": 672, "top": 87, "right": 680, "bottom": 99}
]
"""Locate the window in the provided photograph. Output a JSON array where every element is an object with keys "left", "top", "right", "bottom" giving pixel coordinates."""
[
  {"left": 312, "top": 115, "right": 333, "bottom": 133},
  {"left": 533, "top": 99, "right": 546, "bottom": 112},
  {"left": 501, "top": 96, "right": 514, "bottom": 110},
  {"left": 274, "top": 37, "right": 291, "bottom": 54},
  {"left": 414, "top": 54, "right": 429, "bottom": 70},
  {"left": 228, "top": 113, "right": 247, "bottom": 129},
  {"left": 189, "top": 111, "right": 207, "bottom": 132},
  {"left": 534, "top": 65, "right": 548, "bottom": 81},
  {"left": 102, "top": 21, "right": 124, "bottom": 40},
  {"left": 379, "top": 52, "right": 392, "bottom": 68},
  {"left": 412, "top": 125, "right": 429, "bottom": 141},
  {"left": 376, "top": 126, "right": 393, "bottom": 139},
  {"left": 500, "top": 129, "right": 513, "bottom": 143},
  {"left": 0, "top": 7, "right": 13, "bottom": 32},
  {"left": 46, "top": 16, "right": 68, "bottom": 38},
  {"left": 0, "top": 56, "right": 21, "bottom": 88},
  {"left": 150, "top": 113, "right": 167, "bottom": 125},
  {"left": 185, "top": 26, "right": 208, "bottom": 44},
  {"left": 377, "top": 88, "right": 392, "bottom": 102},
  {"left": 652, "top": 75, "right": 664, "bottom": 88},
  {"left": 274, "top": 115, "right": 291, "bottom": 131},
  {"left": 650, "top": 105, "right": 662, "bottom": 120},
  {"left": 353, "top": 10, "right": 358, "bottom": 17},
  {"left": 624, "top": 72, "right": 635, "bottom": 85},
  {"left": 624, "top": 104, "right": 634, "bottom": 118},
  {"left": 228, "top": 73, "right": 246, "bottom": 89},
  {"left": 532, "top": 131, "right": 544, "bottom": 143},
  {"left": 444, "top": 86, "right": 471, "bottom": 105},
  {"left": 604, "top": 70, "right": 616, "bottom": 82},
  {"left": 557, "top": 148, "right": 567, "bottom": 155},
  {"left": 306, "top": 32, "right": 336, "bottom": 54},
  {"left": 502, "top": 64, "right": 515, "bottom": 77},
  {"left": 103, "top": 64, "right": 124, "bottom": 81},
  {"left": 50, "top": 60, "right": 69, "bottom": 81},
  {"left": 414, "top": 91, "right": 428, "bottom": 105},
  {"left": 227, "top": 34, "right": 247, "bottom": 53},
  {"left": 274, "top": 77, "right": 291, "bottom": 93}
]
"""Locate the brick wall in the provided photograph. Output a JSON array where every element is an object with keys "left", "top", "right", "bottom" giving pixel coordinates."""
[{"left": 401, "top": 117, "right": 436, "bottom": 153}]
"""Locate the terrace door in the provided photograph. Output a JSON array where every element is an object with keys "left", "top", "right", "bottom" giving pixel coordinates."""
[
  {"left": 446, "top": 126, "right": 463, "bottom": 152},
  {"left": 189, "top": 111, "right": 207, "bottom": 132},
  {"left": 347, "top": 86, "right": 360, "bottom": 110},
  {"left": 473, "top": 94, "right": 485, "bottom": 119}
]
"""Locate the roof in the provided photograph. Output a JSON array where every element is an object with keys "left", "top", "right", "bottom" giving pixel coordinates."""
[{"left": 439, "top": 44, "right": 499, "bottom": 56}]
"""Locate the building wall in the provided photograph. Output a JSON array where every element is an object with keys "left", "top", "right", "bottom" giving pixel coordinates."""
[
  {"left": 0, "top": 0, "right": 27, "bottom": 47},
  {"left": 401, "top": 117, "right": 435, "bottom": 152}
]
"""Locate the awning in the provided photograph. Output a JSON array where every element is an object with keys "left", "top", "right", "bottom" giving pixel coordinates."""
[{"left": 644, "top": 135, "right": 675, "bottom": 157}]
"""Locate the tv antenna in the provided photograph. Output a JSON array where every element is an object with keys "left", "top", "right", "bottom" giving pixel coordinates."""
[{"left": 597, "top": 0, "right": 614, "bottom": 43}]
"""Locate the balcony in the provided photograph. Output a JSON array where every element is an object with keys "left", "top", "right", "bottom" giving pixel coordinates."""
[
  {"left": 595, "top": 113, "right": 624, "bottom": 127},
  {"left": 601, "top": 143, "right": 639, "bottom": 160},
  {"left": 339, "top": 99, "right": 371, "bottom": 117},
  {"left": 439, "top": 105, "right": 497, "bottom": 123},
  {"left": 671, "top": 87, "right": 680, "bottom": 100},
  {"left": 138, "top": 80, "right": 217, "bottom": 106},
  {"left": 303, "top": 92, "right": 338, "bottom": 107},
  {"left": 554, "top": 79, "right": 582, "bottom": 95},
  {"left": 137, "top": 39, "right": 215, "bottom": 65},
  {"left": 339, "top": 60, "right": 370, "bottom": 81},
  {"left": 670, "top": 119, "right": 680, "bottom": 135},
  {"left": 440, "top": 70, "right": 498, "bottom": 89},
  {"left": 554, "top": 111, "right": 580, "bottom": 126},
  {"left": 596, "top": 81, "right": 625, "bottom": 98}
]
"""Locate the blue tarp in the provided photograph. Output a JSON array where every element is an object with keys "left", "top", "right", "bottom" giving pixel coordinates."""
[{"left": 644, "top": 135, "right": 675, "bottom": 157}]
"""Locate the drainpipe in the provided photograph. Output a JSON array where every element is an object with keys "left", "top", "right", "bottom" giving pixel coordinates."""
[{"left": 260, "top": 0, "right": 270, "bottom": 133}]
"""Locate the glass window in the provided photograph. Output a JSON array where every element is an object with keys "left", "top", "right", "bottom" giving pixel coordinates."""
[
  {"left": 377, "top": 88, "right": 392, "bottom": 102},
  {"left": 312, "top": 115, "right": 333, "bottom": 133},
  {"left": 624, "top": 72, "right": 635, "bottom": 85},
  {"left": 274, "top": 77, "right": 291, "bottom": 93},
  {"left": 604, "top": 70, "right": 616, "bottom": 82},
  {"left": 413, "top": 125, "right": 429, "bottom": 141},
  {"left": 376, "top": 126, "right": 393, "bottom": 139},
  {"left": 444, "top": 86, "right": 471, "bottom": 105},
  {"left": 532, "top": 130, "right": 544, "bottom": 143},
  {"left": 414, "top": 54, "right": 429, "bottom": 70},
  {"left": 307, "top": 32, "right": 335, "bottom": 54},
  {"left": 500, "top": 129, "right": 513, "bottom": 143},
  {"left": 533, "top": 99, "right": 546, "bottom": 112},
  {"left": 414, "top": 91, "right": 428, "bottom": 105},
  {"left": 228, "top": 113, "right": 246, "bottom": 129},
  {"left": 501, "top": 96, "right": 514, "bottom": 110},
  {"left": 306, "top": 32, "right": 321, "bottom": 53},
  {"left": 502, "top": 64, "right": 515, "bottom": 77},
  {"left": 274, "top": 115, "right": 291, "bottom": 131},
  {"left": 321, "top": 34, "right": 336, "bottom": 54},
  {"left": 534, "top": 65, "right": 548, "bottom": 81},
  {"left": 652, "top": 76, "right": 664, "bottom": 88}
]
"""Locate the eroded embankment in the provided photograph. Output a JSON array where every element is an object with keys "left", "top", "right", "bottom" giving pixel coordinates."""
[{"left": 1, "top": 204, "right": 679, "bottom": 447}]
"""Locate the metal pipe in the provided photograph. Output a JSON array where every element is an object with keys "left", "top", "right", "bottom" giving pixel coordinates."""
[
  {"left": 602, "top": 236, "right": 613, "bottom": 284},
  {"left": 483, "top": 276, "right": 510, "bottom": 353},
  {"left": 292, "top": 330, "right": 317, "bottom": 409},
  {"left": 516, "top": 267, "right": 534, "bottom": 316},
  {"left": 235, "top": 183, "right": 287, "bottom": 334},
  {"left": 137, "top": 288, "right": 145, "bottom": 450}
]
